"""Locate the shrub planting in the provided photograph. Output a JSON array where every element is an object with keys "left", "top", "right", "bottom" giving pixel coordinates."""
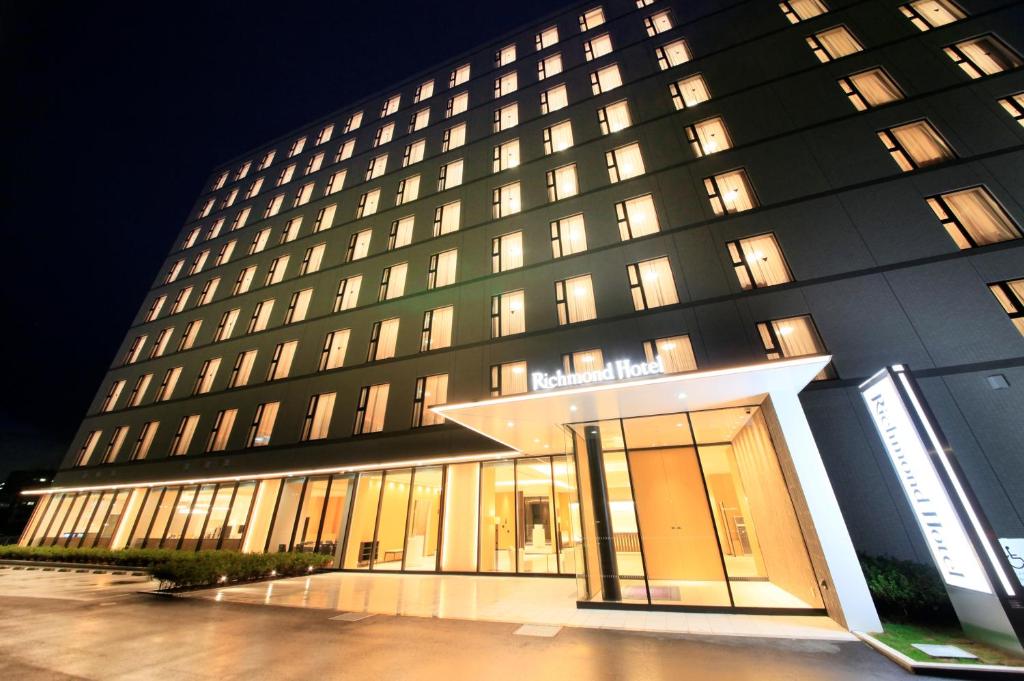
[{"left": 860, "top": 553, "right": 957, "bottom": 625}]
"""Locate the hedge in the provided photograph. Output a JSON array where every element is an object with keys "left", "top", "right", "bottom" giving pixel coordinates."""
[
  {"left": 0, "top": 545, "right": 332, "bottom": 590},
  {"left": 859, "top": 553, "right": 957, "bottom": 625}
]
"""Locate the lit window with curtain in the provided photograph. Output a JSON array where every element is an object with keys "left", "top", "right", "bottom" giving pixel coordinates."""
[
  {"left": 413, "top": 375, "right": 448, "bottom": 427},
  {"left": 319, "top": 329, "right": 350, "bottom": 371},
  {"left": 563, "top": 348, "right": 604, "bottom": 373},
  {"left": 389, "top": 216, "right": 415, "bottom": 249},
  {"left": 704, "top": 169, "right": 758, "bottom": 215},
  {"left": 267, "top": 340, "right": 298, "bottom": 380},
  {"left": 655, "top": 39, "right": 690, "bottom": 69},
  {"left": 616, "top": 194, "right": 659, "bottom": 240},
  {"left": 779, "top": 0, "right": 828, "bottom": 23},
  {"left": 726, "top": 233, "right": 793, "bottom": 290},
  {"left": 373, "top": 123, "right": 395, "bottom": 147},
  {"left": 536, "top": 26, "right": 559, "bottom": 51},
  {"left": 247, "top": 299, "right": 274, "bottom": 333},
  {"left": 644, "top": 10, "right": 673, "bottom": 36},
  {"left": 998, "top": 93, "right": 1024, "bottom": 127},
  {"left": 366, "top": 154, "right": 388, "bottom": 180},
  {"left": 189, "top": 361, "right": 213, "bottom": 396},
  {"left": 492, "top": 231, "right": 524, "bottom": 272},
  {"left": 541, "top": 84, "right": 568, "bottom": 114},
  {"left": 900, "top": 0, "right": 964, "bottom": 30},
  {"left": 495, "top": 44, "right": 516, "bottom": 67},
  {"left": 877, "top": 121, "right": 954, "bottom": 171},
  {"left": 433, "top": 201, "right": 461, "bottom": 236},
  {"left": 537, "top": 54, "right": 563, "bottom": 80},
  {"left": 757, "top": 315, "right": 835, "bottom": 380},
  {"left": 442, "top": 123, "right": 466, "bottom": 151},
  {"left": 128, "top": 374, "right": 152, "bottom": 407},
  {"left": 546, "top": 164, "right": 579, "bottom": 201},
  {"left": 102, "top": 426, "right": 129, "bottom": 463},
  {"left": 284, "top": 289, "right": 313, "bottom": 324},
  {"left": 627, "top": 257, "right": 679, "bottom": 310},
  {"left": 643, "top": 335, "right": 698, "bottom": 373},
  {"left": 988, "top": 279, "right": 1024, "bottom": 336},
  {"left": 584, "top": 34, "right": 613, "bottom": 61},
  {"left": 495, "top": 71, "right": 518, "bottom": 98},
  {"left": 403, "top": 139, "right": 426, "bottom": 166},
  {"left": 354, "top": 384, "right": 389, "bottom": 435},
  {"left": 205, "top": 409, "right": 237, "bottom": 453},
  {"left": 446, "top": 92, "right": 469, "bottom": 118},
  {"left": 491, "top": 290, "right": 526, "bottom": 337},
  {"left": 598, "top": 100, "right": 632, "bottom": 134},
  {"left": 130, "top": 421, "right": 159, "bottom": 460},
  {"left": 450, "top": 63, "right": 470, "bottom": 87},
  {"left": 438, "top": 159, "right": 464, "bottom": 189},
  {"left": 543, "top": 121, "right": 574, "bottom": 154},
  {"left": 606, "top": 142, "right": 645, "bottom": 182},
  {"left": 367, "top": 318, "right": 400, "bottom": 361},
  {"left": 229, "top": 349, "right": 258, "bottom": 388},
  {"left": 551, "top": 214, "right": 588, "bottom": 257},
  {"left": 926, "top": 187, "right": 1021, "bottom": 249},
  {"left": 490, "top": 361, "right": 528, "bottom": 396},
  {"left": 347, "top": 229, "right": 372, "bottom": 262},
  {"left": 415, "top": 79, "right": 434, "bottom": 102},
  {"left": 670, "top": 74, "right": 711, "bottom": 109},
  {"left": 806, "top": 26, "right": 863, "bottom": 63},
  {"left": 579, "top": 6, "right": 605, "bottom": 32},
  {"left": 428, "top": 249, "right": 458, "bottom": 288},
  {"left": 839, "top": 68, "right": 904, "bottom": 111},
  {"left": 409, "top": 108, "right": 430, "bottom": 133},
  {"left": 686, "top": 117, "right": 731, "bottom": 156},
  {"left": 335, "top": 274, "right": 362, "bottom": 311},
  {"left": 944, "top": 36, "right": 1022, "bottom": 79},
  {"left": 301, "top": 392, "right": 336, "bottom": 441},
  {"left": 356, "top": 189, "right": 380, "bottom": 218},
  {"left": 378, "top": 263, "right": 409, "bottom": 301},
  {"left": 555, "top": 275, "right": 597, "bottom": 325},
  {"left": 492, "top": 182, "right": 522, "bottom": 218},
  {"left": 101, "top": 379, "right": 126, "bottom": 412},
  {"left": 300, "top": 243, "right": 326, "bottom": 275},
  {"left": 247, "top": 402, "right": 279, "bottom": 447},
  {"left": 493, "top": 139, "right": 520, "bottom": 171},
  {"left": 396, "top": 175, "right": 420, "bottom": 205},
  {"left": 75, "top": 431, "right": 103, "bottom": 466},
  {"left": 170, "top": 415, "right": 200, "bottom": 455},
  {"left": 421, "top": 306, "right": 454, "bottom": 351},
  {"left": 590, "top": 64, "right": 622, "bottom": 94}
]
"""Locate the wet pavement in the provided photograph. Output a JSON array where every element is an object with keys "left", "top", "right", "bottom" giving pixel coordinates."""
[{"left": 0, "top": 568, "right": 936, "bottom": 680}]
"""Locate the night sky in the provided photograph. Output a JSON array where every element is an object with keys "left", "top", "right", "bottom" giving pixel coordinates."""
[{"left": 0, "top": 0, "right": 561, "bottom": 479}]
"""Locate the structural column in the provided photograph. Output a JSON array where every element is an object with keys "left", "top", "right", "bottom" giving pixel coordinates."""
[{"left": 584, "top": 425, "right": 621, "bottom": 601}]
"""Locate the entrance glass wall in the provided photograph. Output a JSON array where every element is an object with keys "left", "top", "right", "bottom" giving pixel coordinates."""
[{"left": 568, "top": 405, "right": 824, "bottom": 612}]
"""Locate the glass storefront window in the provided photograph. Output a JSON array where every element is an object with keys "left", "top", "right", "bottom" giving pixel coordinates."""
[
  {"left": 517, "top": 458, "right": 559, "bottom": 573},
  {"left": 266, "top": 478, "right": 304, "bottom": 552},
  {"left": 441, "top": 462, "right": 480, "bottom": 572},
  {"left": 197, "top": 484, "right": 235, "bottom": 550},
  {"left": 404, "top": 467, "right": 442, "bottom": 571},
  {"left": 162, "top": 486, "right": 198, "bottom": 549},
  {"left": 344, "top": 472, "right": 383, "bottom": 569},
  {"left": 293, "top": 477, "right": 330, "bottom": 552},
  {"left": 373, "top": 469, "right": 412, "bottom": 570},
  {"left": 223, "top": 481, "right": 257, "bottom": 551},
  {"left": 479, "top": 461, "right": 516, "bottom": 572},
  {"left": 318, "top": 475, "right": 353, "bottom": 560}
]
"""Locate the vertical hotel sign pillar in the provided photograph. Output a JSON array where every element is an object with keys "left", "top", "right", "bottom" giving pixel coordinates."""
[{"left": 860, "top": 365, "right": 1024, "bottom": 653}]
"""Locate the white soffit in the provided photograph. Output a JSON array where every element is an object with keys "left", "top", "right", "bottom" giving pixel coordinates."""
[{"left": 432, "top": 356, "right": 831, "bottom": 455}]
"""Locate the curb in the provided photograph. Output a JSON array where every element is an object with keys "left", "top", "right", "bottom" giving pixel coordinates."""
[
  {"left": 856, "top": 632, "right": 1024, "bottom": 679},
  {"left": 0, "top": 560, "right": 150, "bottom": 576}
]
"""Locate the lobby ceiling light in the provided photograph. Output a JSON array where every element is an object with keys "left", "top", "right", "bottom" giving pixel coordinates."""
[{"left": 677, "top": 392, "right": 687, "bottom": 399}]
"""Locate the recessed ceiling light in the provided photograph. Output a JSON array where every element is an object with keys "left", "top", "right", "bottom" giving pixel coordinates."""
[
  {"left": 506, "top": 420, "right": 515, "bottom": 427},
  {"left": 569, "top": 404, "right": 578, "bottom": 412},
  {"left": 677, "top": 392, "right": 687, "bottom": 399}
]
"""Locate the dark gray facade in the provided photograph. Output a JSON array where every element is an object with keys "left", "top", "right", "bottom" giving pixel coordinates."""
[{"left": 53, "top": 0, "right": 1024, "bottom": 564}]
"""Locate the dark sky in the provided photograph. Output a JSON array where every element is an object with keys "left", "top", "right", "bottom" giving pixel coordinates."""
[{"left": 0, "top": 0, "right": 562, "bottom": 479}]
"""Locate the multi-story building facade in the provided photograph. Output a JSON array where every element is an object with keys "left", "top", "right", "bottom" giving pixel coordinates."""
[{"left": 20, "top": 0, "right": 1024, "bottom": 633}]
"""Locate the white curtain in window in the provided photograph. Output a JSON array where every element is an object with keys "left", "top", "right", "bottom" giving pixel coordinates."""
[
  {"left": 545, "top": 85, "right": 568, "bottom": 112},
  {"left": 447, "top": 123, "right": 466, "bottom": 148},
  {"left": 890, "top": 122, "right": 951, "bottom": 166},
  {"left": 676, "top": 75, "right": 710, "bottom": 107},
  {"left": 695, "top": 118, "right": 731, "bottom": 154},
  {"left": 650, "top": 336, "right": 697, "bottom": 373},
  {"left": 588, "top": 34, "right": 613, "bottom": 60},
  {"left": 565, "top": 275, "right": 597, "bottom": 323},
  {"left": 338, "top": 276, "right": 362, "bottom": 310},
  {"left": 498, "top": 104, "right": 518, "bottom": 130},
  {"left": 625, "top": 195, "right": 659, "bottom": 237},
  {"left": 638, "top": 258, "right": 679, "bottom": 307},
  {"left": 771, "top": 317, "right": 824, "bottom": 358},
  {"left": 603, "top": 101, "right": 631, "bottom": 132},
  {"left": 738, "top": 235, "right": 791, "bottom": 287},
  {"left": 445, "top": 159, "right": 464, "bottom": 186},
  {"left": 254, "top": 403, "right": 279, "bottom": 445},
  {"left": 501, "top": 291, "right": 526, "bottom": 335},
  {"left": 596, "top": 65, "right": 622, "bottom": 92},
  {"left": 385, "top": 264, "right": 408, "bottom": 299},
  {"left": 435, "top": 250, "right": 458, "bottom": 287},
  {"left": 501, "top": 362, "right": 528, "bottom": 394},
  {"left": 944, "top": 189, "right": 1020, "bottom": 245},
  {"left": 440, "top": 202, "right": 461, "bottom": 234},
  {"left": 662, "top": 39, "right": 690, "bottom": 67},
  {"left": 310, "top": 393, "right": 336, "bottom": 440},
  {"left": 376, "top": 319, "right": 400, "bottom": 359},
  {"left": 816, "top": 27, "right": 861, "bottom": 59},
  {"left": 362, "top": 190, "right": 380, "bottom": 216},
  {"left": 400, "top": 176, "right": 420, "bottom": 204},
  {"left": 353, "top": 231, "right": 372, "bottom": 259},
  {"left": 716, "top": 171, "right": 756, "bottom": 212},
  {"left": 549, "top": 122, "right": 573, "bottom": 152},
  {"left": 553, "top": 165, "right": 578, "bottom": 198},
  {"left": 364, "top": 385, "right": 389, "bottom": 433},
  {"left": 498, "top": 183, "right": 521, "bottom": 216},
  {"left": 557, "top": 214, "right": 588, "bottom": 256},
  {"left": 958, "top": 38, "right": 1020, "bottom": 75},
  {"left": 849, "top": 70, "right": 902, "bottom": 106},
  {"left": 393, "top": 217, "right": 414, "bottom": 248},
  {"left": 429, "top": 306, "right": 454, "bottom": 349},
  {"left": 612, "top": 144, "right": 645, "bottom": 180},
  {"left": 790, "top": 0, "right": 827, "bottom": 20},
  {"left": 422, "top": 375, "right": 448, "bottom": 426},
  {"left": 501, "top": 233, "right": 523, "bottom": 270},
  {"left": 499, "top": 140, "right": 520, "bottom": 169},
  {"left": 324, "top": 330, "right": 350, "bottom": 370}
]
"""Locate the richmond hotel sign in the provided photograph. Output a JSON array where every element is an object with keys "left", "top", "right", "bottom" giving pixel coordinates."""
[{"left": 531, "top": 357, "right": 664, "bottom": 392}]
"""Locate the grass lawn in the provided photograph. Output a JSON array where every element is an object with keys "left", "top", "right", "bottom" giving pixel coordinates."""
[{"left": 875, "top": 621, "right": 1024, "bottom": 667}]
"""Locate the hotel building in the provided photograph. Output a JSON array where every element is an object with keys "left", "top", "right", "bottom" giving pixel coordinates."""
[{"left": 21, "top": 0, "right": 1024, "bottom": 633}]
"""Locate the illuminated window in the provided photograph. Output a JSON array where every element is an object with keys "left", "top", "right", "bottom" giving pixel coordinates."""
[
  {"left": 366, "top": 153, "right": 388, "bottom": 180},
  {"left": 198, "top": 198, "right": 214, "bottom": 218},
  {"left": 670, "top": 74, "right": 711, "bottom": 109},
  {"left": 538, "top": 54, "right": 563, "bottom": 80},
  {"left": 256, "top": 152, "right": 273, "bottom": 170},
  {"left": 244, "top": 177, "right": 264, "bottom": 199},
  {"left": 368, "top": 318, "right": 400, "bottom": 361},
  {"left": 945, "top": 36, "right": 1022, "bottom": 79},
  {"left": 122, "top": 335, "right": 146, "bottom": 365},
  {"left": 644, "top": 10, "right": 673, "bottom": 36},
  {"left": 335, "top": 274, "right": 362, "bottom": 311},
  {"left": 301, "top": 392, "right": 336, "bottom": 441},
  {"left": 264, "top": 194, "right": 284, "bottom": 218},
  {"left": 927, "top": 187, "right": 1021, "bottom": 249},
  {"left": 839, "top": 68, "right": 904, "bottom": 111},
  {"left": 284, "top": 289, "right": 313, "bottom": 324},
  {"left": 705, "top": 170, "right": 758, "bottom": 216},
  {"left": 314, "top": 204, "right": 337, "bottom": 232},
  {"left": 433, "top": 201, "right": 461, "bottom": 236},
  {"left": 228, "top": 349, "right": 258, "bottom": 388},
  {"left": 900, "top": 0, "right": 964, "bottom": 30},
  {"left": 220, "top": 188, "right": 239, "bottom": 209},
  {"left": 779, "top": 0, "right": 828, "bottom": 23},
  {"left": 544, "top": 120, "right": 574, "bottom": 154},
  {"left": 496, "top": 44, "right": 516, "bottom": 67},
  {"left": 215, "top": 309, "right": 240, "bottom": 341},
  {"left": 188, "top": 250, "right": 209, "bottom": 276},
  {"left": 415, "top": 79, "right": 434, "bottom": 102},
  {"left": 590, "top": 64, "right": 622, "bottom": 94},
  {"left": 438, "top": 158, "right": 464, "bottom": 190},
  {"left": 396, "top": 175, "right": 420, "bottom": 205},
  {"left": 540, "top": 84, "right": 568, "bottom": 115},
  {"left": 232, "top": 267, "right": 255, "bottom": 298},
  {"left": 389, "top": 215, "right": 415, "bottom": 249},
  {"left": 628, "top": 257, "right": 678, "bottom": 310},
  {"left": 101, "top": 380, "right": 125, "bottom": 413},
  {"left": 315, "top": 123, "right": 334, "bottom": 146},
  {"left": 300, "top": 243, "right": 326, "bottom": 275},
  {"left": 616, "top": 194, "right": 660, "bottom": 240},
  {"left": 579, "top": 6, "right": 605, "bottom": 32},
  {"left": 656, "top": 39, "right": 691, "bottom": 70},
  {"left": 727, "top": 233, "right": 793, "bottom": 290},
  {"left": 177, "top": 320, "right": 200, "bottom": 351},
  {"left": 101, "top": 426, "right": 129, "bottom": 463},
  {"left": 344, "top": 111, "right": 363, "bottom": 133},
  {"left": 206, "top": 218, "right": 225, "bottom": 240},
  {"left": 249, "top": 229, "right": 270, "bottom": 255},
  {"left": 536, "top": 26, "right": 559, "bottom": 51},
  {"left": 757, "top": 316, "right": 834, "bottom": 379},
  {"left": 126, "top": 374, "right": 151, "bottom": 408},
  {"left": 171, "top": 288, "right": 190, "bottom": 314},
  {"left": 335, "top": 138, "right": 355, "bottom": 162},
  {"left": 148, "top": 328, "right": 172, "bottom": 359},
  {"left": 442, "top": 123, "right": 467, "bottom": 151},
  {"left": 305, "top": 152, "right": 324, "bottom": 175},
  {"left": 192, "top": 359, "right": 218, "bottom": 396},
  {"left": 806, "top": 26, "right": 863, "bottom": 63},
  {"left": 247, "top": 403, "right": 279, "bottom": 447},
  {"left": 212, "top": 171, "right": 228, "bottom": 191},
  {"left": 278, "top": 164, "right": 296, "bottom": 186},
  {"left": 492, "top": 231, "right": 524, "bottom": 272},
  {"left": 606, "top": 142, "right": 645, "bottom": 182},
  {"left": 494, "top": 102, "right": 519, "bottom": 132},
  {"left": 421, "top": 306, "right": 454, "bottom": 351},
  {"left": 319, "top": 329, "right": 351, "bottom": 371},
  {"left": 643, "top": 335, "right": 697, "bottom": 373},
  {"left": 182, "top": 227, "right": 200, "bottom": 250},
  {"left": 490, "top": 361, "right": 528, "bottom": 396},
  {"left": 214, "top": 240, "right": 236, "bottom": 266},
  {"left": 409, "top": 109, "right": 430, "bottom": 133},
  {"left": 379, "top": 262, "right": 409, "bottom": 300},
  {"left": 169, "top": 415, "right": 200, "bottom": 456},
  {"left": 493, "top": 139, "right": 520, "bottom": 171},
  {"left": 205, "top": 409, "right": 237, "bottom": 453},
  {"left": 354, "top": 385, "right": 389, "bottom": 435},
  {"left": 265, "top": 255, "right": 288, "bottom": 286},
  {"left": 491, "top": 290, "right": 526, "bottom": 337},
  {"left": 551, "top": 214, "right": 588, "bottom": 257},
  {"left": 446, "top": 91, "right": 469, "bottom": 118},
  {"left": 598, "top": 100, "right": 632, "bottom": 134},
  {"left": 492, "top": 182, "right": 522, "bottom": 218},
  {"left": 159, "top": 365, "right": 183, "bottom": 400},
  {"left": 380, "top": 94, "right": 401, "bottom": 118},
  {"left": 998, "top": 93, "right": 1024, "bottom": 126},
  {"left": 247, "top": 299, "right": 274, "bottom": 333},
  {"left": 325, "top": 170, "right": 346, "bottom": 196},
  {"left": 563, "top": 348, "right": 604, "bottom": 373},
  {"left": 555, "top": 275, "right": 597, "bottom": 324},
  {"left": 129, "top": 421, "right": 159, "bottom": 460},
  {"left": 495, "top": 71, "right": 518, "bottom": 98},
  {"left": 413, "top": 375, "right": 448, "bottom": 427},
  {"left": 878, "top": 121, "right": 955, "bottom": 171},
  {"left": 288, "top": 137, "right": 306, "bottom": 157},
  {"left": 989, "top": 279, "right": 1024, "bottom": 336},
  {"left": 267, "top": 340, "right": 298, "bottom": 380},
  {"left": 686, "top": 117, "right": 731, "bottom": 156},
  {"left": 428, "top": 249, "right": 458, "bottom": 288},
  {"left": 146, "top": 295, "right": 166, "bottom": 322},
  {"left": 546, "top": 164, "right": 579, "bottom": 201},
  {"left": 449, "top": 63, "right": 471, "bottom": 88},
  {"left": 356, "top": 189, "right": 380, "bottom": 218},
  {"left": 230, "top": 207, "right": 250, "bottom": 230}
]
